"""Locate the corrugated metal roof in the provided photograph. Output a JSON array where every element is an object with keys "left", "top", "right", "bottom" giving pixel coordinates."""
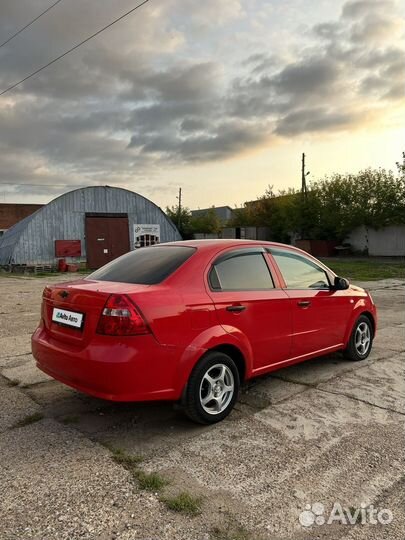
[{"left": 0, "top": 186, "right": 181, "bottom": 265}]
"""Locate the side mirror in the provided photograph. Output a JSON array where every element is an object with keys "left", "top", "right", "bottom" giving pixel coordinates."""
[{"left": 334, "top": 276, "right": 350, "bottom": 290}]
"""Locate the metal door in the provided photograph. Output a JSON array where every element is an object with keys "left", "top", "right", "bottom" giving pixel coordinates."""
[{"left": 85, "top": 215, "right": 130, "bottom": 269}]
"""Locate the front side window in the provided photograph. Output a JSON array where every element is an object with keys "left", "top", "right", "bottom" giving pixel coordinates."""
[
  {"left": 271, "top": 249, "right": 330, "bottom": 289},
  {"left": 210, "top": 252, "right": 274, "bottom": 291}
]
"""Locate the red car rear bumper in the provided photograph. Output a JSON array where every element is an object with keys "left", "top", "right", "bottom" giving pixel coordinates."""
[{"left": 32, "top": 326, "right": 183, "bottom": 402}]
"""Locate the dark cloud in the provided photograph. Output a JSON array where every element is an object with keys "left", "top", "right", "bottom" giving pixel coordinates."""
[
  {"left": 142, "top": 62, "right": 220, "bottom": 102},
  {"left": 273, "top": 57, "right": 339, "bottom": 96},
  {"left": 0, "top": 0, "right": 403, "bottom": 200},
  {"left": 275, "top": 108, "right": 360, "bottom": 136},
  {"left": 130, "top": 119, "right": 268, "bottom": 161},
  {"left": 360, "top": 58, "right": 405, "bottom": 101},
  {"left": 180, "top": 118, "right": 210, "bottom": 132}
]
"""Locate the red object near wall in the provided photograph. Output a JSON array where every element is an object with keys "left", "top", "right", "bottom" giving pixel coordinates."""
[
  {"left": 295, "top": 239, "right": 312, "bottom": 253},
  {"left": 57, "top": 259, "right": 68, "bottom": 272},
  {"left": 310, "top": 240, "right": 338, "bottom": 257},
  {"left": 296, "top": 239, "right": 338, "bottom": 257},
  {"left": 55, "top": 240, "right": 81, "bottom": 257}
]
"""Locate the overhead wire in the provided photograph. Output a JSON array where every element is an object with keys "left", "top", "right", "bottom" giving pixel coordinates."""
[
  {"left": 0, "top": 0, "right": 65, "bottom": 49},
  {"left": 0, "top": 0, "right": 151, "bottom": 96}
]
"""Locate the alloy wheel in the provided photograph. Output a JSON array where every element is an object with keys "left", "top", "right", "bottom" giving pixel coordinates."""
[
  {"left": 199, "top": 363, "right": 235, "bottom": 415},
  {"left": 355, "top": 321, "right": 371, "bottom": 356}
]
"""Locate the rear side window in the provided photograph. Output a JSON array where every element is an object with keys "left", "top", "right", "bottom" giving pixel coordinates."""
[
  {"left": 271, "top": 249, "right": 330, "bottom": 289},
  {"left": 87, "top": 246, "right": 195, "bottom": 285},
  {"left": 210, "top": 252, "right": 274, "bottom": 291}
]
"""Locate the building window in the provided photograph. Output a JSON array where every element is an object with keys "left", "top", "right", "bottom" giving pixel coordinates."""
[{"left": 136, "top": 234, "right": 160, "bottom": 248}]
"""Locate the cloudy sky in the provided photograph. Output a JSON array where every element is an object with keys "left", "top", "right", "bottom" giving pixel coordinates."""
[{"left": 0, "top": 0, "right": 404, "bottom": 209}]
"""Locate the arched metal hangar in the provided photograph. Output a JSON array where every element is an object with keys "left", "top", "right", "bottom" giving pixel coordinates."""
[{"left": 0, "top": 186, "right": 181, "bottom": 269}]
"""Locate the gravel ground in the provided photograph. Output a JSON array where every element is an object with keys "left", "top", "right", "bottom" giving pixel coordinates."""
[{"left": 0, "top": 273, "right": 404, "bottom": 539}]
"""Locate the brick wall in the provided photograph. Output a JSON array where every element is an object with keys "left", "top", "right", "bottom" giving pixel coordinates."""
[{"left": 0, "top": 204, "right": 44, "bottom": 230}]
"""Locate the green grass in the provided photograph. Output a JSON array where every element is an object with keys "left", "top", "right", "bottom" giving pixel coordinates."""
[
  {"left": 107, "top": 445, "right": 169, "bottom": 492},
  {"left": 106, "top": 446, "right": 201, "bottom": 514},
  {"left": 14, "top": 412, "right": 44, "bottom": 428},
  {"left": 160, "top": 492, "right": 202, "bottom": 516},
  {"left": 109, "top": 446, "right": 143, "bottom": 468},
  {"left": 321, "top": 258, "right": 405, "bottom": 281},
  {"left": 134, "top": 470, "right": 170, "bottom": 492}
]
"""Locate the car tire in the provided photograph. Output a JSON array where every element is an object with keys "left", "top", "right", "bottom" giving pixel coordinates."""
[
  {"left": 183, "top": 351, "right": 240, "bottom": 424},
  {"left": 344, "top": 315, "right": 373, "bottom": 361}
]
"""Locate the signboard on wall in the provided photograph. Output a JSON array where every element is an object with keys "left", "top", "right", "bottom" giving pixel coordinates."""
[
  {"left": 55, "top": 240, "right": 81, "bottom": 257},
  {"left": 134, "top": 224, "right": 160, "bottom": 248}
]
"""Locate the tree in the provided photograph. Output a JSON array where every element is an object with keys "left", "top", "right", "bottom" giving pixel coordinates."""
[
  {"left": 168, "top": 156, "right": 405, "bottom": 243},
  {"left": 229, "top": 186, "right": 303, "bottom": 243},
  {"left": 227, "top": 205, "right": 259, "bottom": 227},
  {"left": 311, "top": 166, "right": 405, "bottom": 240},
  {"left": 166, "top": 205, "right": 222, "bottom": 237},
  {"left": 396, "top": 151, "right": 405, "bottom": 180},
  {"left": 165, "top": 205, "right": 193, "bottom": 239},
  {"left": 228, "top": 157, "right": 405, "bottom": 243},
  {"left": 190, "top": 207, "right": 222, "bottom": 234}
]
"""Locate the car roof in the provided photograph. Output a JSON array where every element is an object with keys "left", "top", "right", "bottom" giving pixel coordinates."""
[
  {"left": 154, "top": 239, "right": 336, "bottom": 277},
  {"left": 161, "top": 239, "right": 288, "bottom": 252},
  {"left": 158, "top": 239, "right": 333, "bottom": 269}
]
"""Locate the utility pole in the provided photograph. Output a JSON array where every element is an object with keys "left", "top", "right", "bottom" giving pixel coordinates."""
[
  {"left": 176, "top": 187, "right": 182, "bottom": 231},
  {"left": 301, "top": 153, "right": 310, "bottom": 239},
  {"left": 301, "top": 153, "right": 308, "bottom": 202}
]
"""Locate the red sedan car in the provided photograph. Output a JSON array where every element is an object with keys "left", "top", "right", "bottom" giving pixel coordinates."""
[{"left": 32, "top": 240, "right": 376, "bottom": 424}]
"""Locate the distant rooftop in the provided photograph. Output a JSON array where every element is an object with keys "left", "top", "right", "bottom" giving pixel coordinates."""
[
  {"left": 0, "top": 203, "right": 44, "bottom": 230},
  {"left": 190, "top": 205, "right": 234, "bottom": 222}
]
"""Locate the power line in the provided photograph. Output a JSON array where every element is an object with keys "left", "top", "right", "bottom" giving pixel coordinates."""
[
  {"left": 0, "top": 0, "right": 151, "bottom": 96},
  {"left": 0, "top": 0, "right": 65, "bottom": 50}
]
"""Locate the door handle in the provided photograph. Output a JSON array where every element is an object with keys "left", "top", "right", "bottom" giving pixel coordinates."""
[
  {"left": 226, "top": 305, "right": 246, "bottom": 313},
  {"left": 297, "top": 300, "right": 311, "bottom": 308}
]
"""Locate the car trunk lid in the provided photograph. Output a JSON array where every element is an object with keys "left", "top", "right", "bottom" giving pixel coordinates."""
[{"left": 42, "top": 279, "right": 150, "bottom": 345}]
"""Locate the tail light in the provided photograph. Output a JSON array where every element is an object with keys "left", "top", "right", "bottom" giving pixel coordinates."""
[
  {"left": 41, "top": 286, "right": 52, "bottom": 327},
  {"left": 97, "top": 294, "right": 149, "bottom": 336},
  {"left": 43, "top": 286, "right": 52, "bottom": 299}
]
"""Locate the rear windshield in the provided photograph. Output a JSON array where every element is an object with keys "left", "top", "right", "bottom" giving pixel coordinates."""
[{"left": 87, "top": 246, "right": 195, "bottom": 285}]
